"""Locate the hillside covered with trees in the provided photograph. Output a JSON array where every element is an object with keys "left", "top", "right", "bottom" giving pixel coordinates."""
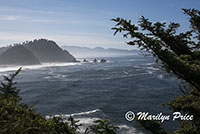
[{"left": 0, "top": 39, "right": 76, "bottom": 65}]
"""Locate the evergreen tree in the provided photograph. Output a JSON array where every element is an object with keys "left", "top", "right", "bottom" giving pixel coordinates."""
[{"left": 112, "top": 8, "right": 200, "bottom": 134}]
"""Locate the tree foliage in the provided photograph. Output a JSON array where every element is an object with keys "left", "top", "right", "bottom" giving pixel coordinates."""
[
  {"left": 84, "top": 119, "right": 118, "bottom": 134},
  {"left": 112, "top": 8, "right": 200, "bottom": 134}
]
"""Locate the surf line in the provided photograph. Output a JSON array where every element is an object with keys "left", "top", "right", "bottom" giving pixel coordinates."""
[{"left": 46, "top": 109, "right": 101, "bottom": 119}]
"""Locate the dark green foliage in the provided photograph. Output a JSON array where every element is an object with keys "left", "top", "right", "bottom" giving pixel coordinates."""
[
  {"left": 0, "top": 68, "right": 118, "bottom": 134},
  {"left": 112, "top": 8, "right": 200, "bottom": 134},
  {"left": 0, "top": 67, "right": 21, "bottom": 100},
  {"left": 68, "top": 116, "right": 82, "bottom": 132},
  {"left": 137, "top": 119, "right": 168, "bottom": 134},
  {"left": 84, "top": 119, "right": 118, "bottom": 134}
]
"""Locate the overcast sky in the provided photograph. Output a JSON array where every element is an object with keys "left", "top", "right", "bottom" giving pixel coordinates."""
[{"left": 0, "top": 0, "right": 199, "bottom": 49}]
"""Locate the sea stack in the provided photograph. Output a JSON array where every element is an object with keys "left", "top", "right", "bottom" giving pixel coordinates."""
[
  {"left": 93, "top": 59, "right": 97, "bottom": 63},
  {"left": 100, "top": 59, "right": 107, "bottom": 63}
]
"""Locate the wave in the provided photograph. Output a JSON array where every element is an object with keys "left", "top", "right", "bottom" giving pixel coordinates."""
[
  {"left": 69, "top": 109, "right": 101, "bottom": 116},
  {"left": 46, "top": 109, "right": 101, "bottom": 119},
  {"left": 0, "top": 62, "right": 81, "bottom": 72},
  {"left": 100, "top": 72, "right": 150, "bottom": 80},
  {"left": 123, "top": 71, "right": 129, "bottom": 75},
  {"left": 141, "top": 63, "right": 154, "bottom": 66},
  {"left": 80, "top": 60, "right": 111, "bottom": 63},
  {"left": 118, "top": 125, "right": 144, "bottom": 134},
  {"left": 147, "top": 70, "right": 153, "bottom": 74},
  {"left": 158, "top": 74, "right": 164, "bottom": 79},
  {"left": 145, "top": 66, "right": 160, "bottom": 71},
  {"left": 73, "top": 117, "right": 101, "bottom": 133},
  {"left": 128, "top": 59, "right": 136, "bottom": 61}
]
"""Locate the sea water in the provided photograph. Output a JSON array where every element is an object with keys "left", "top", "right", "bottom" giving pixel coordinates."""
[{"left": 0, "top": 55, "right": 181, "bottom": 134}]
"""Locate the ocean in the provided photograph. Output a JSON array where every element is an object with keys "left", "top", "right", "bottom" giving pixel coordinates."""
[{"left": 0, "top": 54, "right": 181, "bottom": 134}]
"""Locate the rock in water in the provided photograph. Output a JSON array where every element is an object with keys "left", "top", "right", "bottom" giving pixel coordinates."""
[
  {"left": 83, "top": 59, "right": 89, "bottom": 62},
  {"left": 100, "top": 59, "right": 107, "bottom": 63},
  {"left": 93, "top": 59, "right": 97, "bottom": 63}
]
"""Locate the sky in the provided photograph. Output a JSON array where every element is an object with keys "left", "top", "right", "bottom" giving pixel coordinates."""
[{"left": 0, "top": 0, "right": 199, "bottom": 49}]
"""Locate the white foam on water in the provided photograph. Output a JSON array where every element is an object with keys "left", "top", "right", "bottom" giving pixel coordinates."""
[
  {"left": 43, "top": 76, "right": 51, "bottom": 79},
  {"left": 75, "top": 117, "right": 101, "bottom": 133},
  {"left": 46, "top": 109, "right": 144, "bottom": 134},
  {"left": 54, "top": 74, "right": 66, "bottom": 78},
  {"left": 46, "top": 109, "right": 101, "bottom": 119},
  {"left": 146, "top": 66, "right": 160, "bottom": 71},
  {"left": 0, "top": 66, "right": 21, "bottom": 72},
  {"left": 81, "top": 60, "right": 111, "bottom": 63},
  {"left": 147, "top": 70, "right": 153, "bottom": 74},
  {"left": 128, "top": 59, "right": 136, "bottom": 61},
  {"left": 118, "top": 125, "right": 144, "bottom": 134},
  {"left": 100, "top": 72, "right": 150, "bottom": 80},
  {"left": 141, "top": 63, "right": 154, "bottom": 66},
  {"left": 0, "top": 62, "right": 81, "bottom": 72},
  {"left": 45, "top": 109, "right": 102, "bottom": 133},
  {"left": 123, "top": 71, "right": 129, "bottom": 75},
  {"left": 158, "top": 74, "right": 164, "bottom": 79},
  {"left": 70, "top": 109, "right": 101, "bottom": 116}
]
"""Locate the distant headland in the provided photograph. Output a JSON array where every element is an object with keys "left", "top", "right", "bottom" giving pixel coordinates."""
[{"left": 0, "top": 39, "right": 77, "bottom": 66}]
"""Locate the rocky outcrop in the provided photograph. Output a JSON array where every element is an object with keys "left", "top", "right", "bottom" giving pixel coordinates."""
[
  {"left": 93, "top": 59, "right": 97, "bottom": 63},
  {"left": 83, "top": 59, "right": 89, "bottom": 62},
  {"left": 100, "top": 59, "right": 107, "bottom": 63}
]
